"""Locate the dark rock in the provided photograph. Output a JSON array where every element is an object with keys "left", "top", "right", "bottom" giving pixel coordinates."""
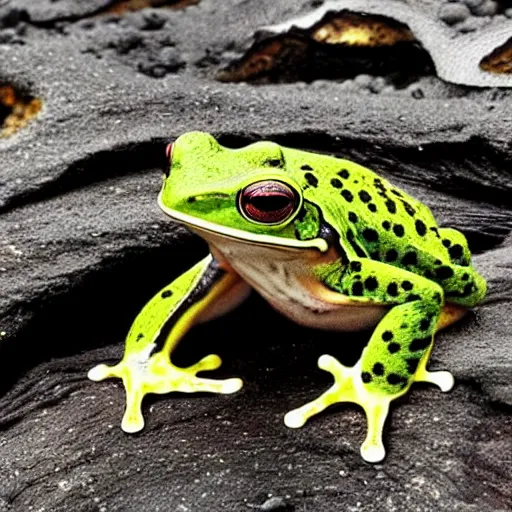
[
  {"left": 253, "top": 0, "right": 512, "bottom": 87},
  {"left": 462, "top": 0, "right": 486, "bottom": 10},
  {"left": 113, "top": 30, "right": 144, "bottom": 54},
  {"left": 368, "top": 76, "right": 387, "bottom": 94},
  {"left": 140, "top": 10, "right": 167, "bottom": 31},
  {"left": 408, "top": 84, "right": 425, "bottom": 98},
  {"left": 81, "top": 17, "right": 184, "bottom": 78},
  {"left": 438, "top": 2, "right": 471, "bottom": 24},
  {"left": 0, "top": 6, "right": 28, "bottom": 28},
  {"left": 472, "top": 0, "right": 498, "bottom": 16},
  {"left": 158, "top": 45, "right": 184, "bottom": 70},
  {"left": 260, "top": 496, "right": 290, "bottom": 511},
  {"left": 0, "top": 27, "right": 17, "bottom": 43},
  {"left": 0, "top": 0, "right": 511, "bottom": 511},
  {"left": 12, "top": 0, "right": 118, "bottom": 23},
  {"left": 455, "top": 15, "right": 488, "bottom": 32},
  {"left": 353, "top": 73, "right": 373, "bottom": 88}
]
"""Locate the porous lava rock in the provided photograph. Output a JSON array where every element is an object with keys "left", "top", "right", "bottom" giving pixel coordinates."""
[{"left": 0, "top": 0, "right": 511, "bottom": 511}]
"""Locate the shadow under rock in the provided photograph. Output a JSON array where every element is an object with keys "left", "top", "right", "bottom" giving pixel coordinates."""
[{"left": 0, "top": 239, "right": 206, "bottom": 395}]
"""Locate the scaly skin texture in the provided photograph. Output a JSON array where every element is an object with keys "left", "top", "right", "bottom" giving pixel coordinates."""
[{"left": 89, "top": 131, "right": 486, "bottom": 463}]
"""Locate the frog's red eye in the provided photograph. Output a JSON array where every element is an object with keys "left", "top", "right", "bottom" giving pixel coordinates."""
[
  {"left": 166, "top": 143, "right": 173, "bottom": 161},
  {"left": 239, "top": 180, "right": 298, "bottom": 224},
  {"left": 163, "top": 143, "right": 174, "bottom": 177}
]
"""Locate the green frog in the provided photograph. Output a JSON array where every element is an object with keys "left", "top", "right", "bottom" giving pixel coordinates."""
[{"left": 88, "top": 132, "right": 486, "bottom": 463}]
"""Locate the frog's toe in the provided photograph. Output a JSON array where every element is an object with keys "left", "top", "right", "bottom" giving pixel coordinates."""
[
  {"left": 186, "top": 354, "right": 222, "bottom": 373},
  {"left": 172, "top": 354, "right": 243, "bottom": 394},
  {"left": 318, "top": 354, "right": 342, "bottom": 374},
  {"left": 88, "top": 360, "right": 147, "bottom": 433},
  {"left": 284, "top": 410, "right": 307, "bottom": 429},
  {"left": 121, "top": 413, "right": 144, "bottom": 434},
  {"left": 415, "top": 369, "right": 454, "bottom": 392},
  {"left": 174, "top": 373, "right": 243, "bottom": 395},
  {"left": 284, "top": 355, "right": 352, "bottom": 429},
  {"left": 412, "top": 354, "right": 454, "bottom": 392},
  {"left": 284, "top": 355, "right": 358, "bottom": 429},
  {"left": 360, "top": 441, "right": 386, "bottom": 464},
  {"left": 88, "top": 363, "right": 120, "bottom": 382},
  {"left": 121, "top": 387, "right": 145, "bottom": 433},
  {"left": 221, "top": 377, "right": 244, "bottom": 394},
  {"left": 360, "top": 399, "right": 390, "bottom": 463}
]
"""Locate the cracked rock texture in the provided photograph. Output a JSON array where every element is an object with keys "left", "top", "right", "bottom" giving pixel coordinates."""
[
  {"left": 0, "top": 0, "right": 511, "bottom": 511},
  {"left": 259, "top": 0, "right": 512, "bottom": 86}
]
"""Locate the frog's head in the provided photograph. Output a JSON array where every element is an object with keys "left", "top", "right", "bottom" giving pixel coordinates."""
[{"left": 158, "top": 131, "right": 328, "bottom": 252}]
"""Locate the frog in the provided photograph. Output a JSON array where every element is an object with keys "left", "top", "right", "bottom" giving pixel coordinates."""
[{"left": 88, "top": 131, "right": 486, "bottom": 463}]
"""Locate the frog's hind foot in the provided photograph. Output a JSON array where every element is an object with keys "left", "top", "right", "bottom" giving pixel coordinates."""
[
  {"left": 88, "top": 351, "right": 243, "bottom": 433},
  {"left": 284, "top": 355, "right": 392, "bottom": 463},
  {"left": 284, "top": 354, "right": 454, "bottom": 463}
]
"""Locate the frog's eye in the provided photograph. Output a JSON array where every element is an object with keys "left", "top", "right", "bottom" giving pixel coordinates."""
[
  {"left": 239, "top": 180, "right": 298, "bottom": 225},
  {"left": 163, "top": 143, "right": 174, "bottom": 177}
]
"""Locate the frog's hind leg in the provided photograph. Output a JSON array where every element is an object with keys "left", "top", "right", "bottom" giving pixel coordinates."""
[
  {"left": 437, "top": 228, "right": 472, "bottom": 267},
  {"left": 88, "top": 255, "right": 248, "bottom": 433},
  {"left": 435, "top": 227, "right": 487, "bottom": 307},
  {"left": 437, "top": 303, "right": 468, "bottom": 331},
  {"left": 285, "top": 259, "right": 450, "bottom": 463}
]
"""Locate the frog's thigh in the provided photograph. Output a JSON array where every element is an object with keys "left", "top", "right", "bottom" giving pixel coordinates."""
[
  {"left": 437, "top": 228, "right": 471, "bottom": 266},
  {"left": 437, "top": 303, "right": 467, "bottom": 331}
]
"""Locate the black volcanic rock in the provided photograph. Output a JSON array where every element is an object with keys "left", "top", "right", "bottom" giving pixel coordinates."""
[{"left": 0, "top": 0, "right": 511, "bottom": 511}]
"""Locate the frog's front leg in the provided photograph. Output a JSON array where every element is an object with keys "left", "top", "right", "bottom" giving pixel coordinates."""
[
  {"left": 285, "top": 259, "right": 451, "bottom": 463},
  {"left": 88, "top": 255, "right": 247, "bottom": 433}
]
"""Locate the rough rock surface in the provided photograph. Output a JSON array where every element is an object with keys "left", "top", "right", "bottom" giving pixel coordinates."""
[
  {"left": 0, "top": 0, "right": 511, "bottom": 511},
  {"left": 260, "top": 0, "right": 512, "bottom": 86}
]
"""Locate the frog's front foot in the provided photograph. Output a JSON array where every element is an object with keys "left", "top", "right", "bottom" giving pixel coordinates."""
[
  {"left": 88, "top": 350, "right": 243, "bottom": 433},
  {"left": 284, "top": 355, "right": 453, "bottom": 463}
]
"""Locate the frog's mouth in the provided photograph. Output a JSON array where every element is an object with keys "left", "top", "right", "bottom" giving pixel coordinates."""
[{"left": 158, "top": 192, "right": 329, "bottom": 253}]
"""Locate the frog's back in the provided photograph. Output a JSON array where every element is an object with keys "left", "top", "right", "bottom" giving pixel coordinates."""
[
  {"left": 282, "top": 148, "right": 485, "bottom": 307},
  {"left": 284, "top": 148, "right": 443, "bottom": 258}
]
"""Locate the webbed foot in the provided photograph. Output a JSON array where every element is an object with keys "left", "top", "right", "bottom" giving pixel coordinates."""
[
  {"left": 88, "top": 350, "right": 242, "bottom": 433},
  {"left": 284, "top": 355, "right": 390, "bottom": 462},
  {"left": 284, "top": 354, "right": 453, "bottom": 463}
]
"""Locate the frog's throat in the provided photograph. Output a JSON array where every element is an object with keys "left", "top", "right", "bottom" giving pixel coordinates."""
[{"left": 158, "top": 194, "right": 329, "bottom": 253}]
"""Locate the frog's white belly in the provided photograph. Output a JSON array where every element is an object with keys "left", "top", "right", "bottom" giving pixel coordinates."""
[{"left": 210, "top": 238, "right": 388, "bottom": 332}]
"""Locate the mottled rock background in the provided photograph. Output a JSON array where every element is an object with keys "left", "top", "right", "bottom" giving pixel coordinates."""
[{"left": 0, "top": 0, "right": 511, "bottom": 510}]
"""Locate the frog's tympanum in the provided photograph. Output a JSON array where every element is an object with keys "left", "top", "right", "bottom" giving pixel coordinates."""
[{"left": 89, "top": 132, "right": 486, "bottom": 463}]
